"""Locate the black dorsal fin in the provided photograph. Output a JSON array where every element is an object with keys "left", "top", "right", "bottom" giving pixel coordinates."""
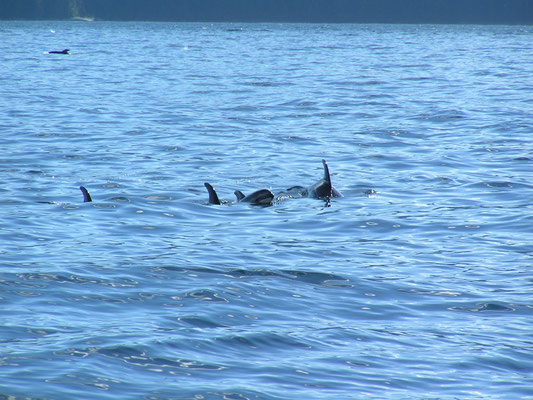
[
  {"left": 234, "top": 190, "right": 246, "bottom": 202},
  {"left": 322, "top": 159, "right": 332, "bottom": 186},
  {"left": 322, "top": 159, "right": 333, "bottom": 197},
  {"left": 80, "top": 186, "right": 92, "bottom": 202},
  {"left": 204, "top": 182, "right": 221, "bottom": 205}
]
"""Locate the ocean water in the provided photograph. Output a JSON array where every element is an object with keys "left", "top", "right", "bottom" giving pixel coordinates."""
[{"left": 1, "top": 21, "right": 532, "bottom": 399}]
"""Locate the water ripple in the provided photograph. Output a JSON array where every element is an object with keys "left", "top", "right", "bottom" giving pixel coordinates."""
[{"left": 0, "top": 21, "right": 531, "bottom": 400}]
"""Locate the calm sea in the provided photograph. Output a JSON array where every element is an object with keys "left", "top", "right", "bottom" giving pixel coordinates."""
[{"left": 0, "top": 21, "right": 532, "bottom": 400}]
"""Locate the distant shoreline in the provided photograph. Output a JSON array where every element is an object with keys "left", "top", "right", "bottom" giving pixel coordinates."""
[
  {"left": 2, "top": 19, "right": 531, "bottom": 26},
  {"left": 1, "top": 0, "right": 532, "bottom": 25}
]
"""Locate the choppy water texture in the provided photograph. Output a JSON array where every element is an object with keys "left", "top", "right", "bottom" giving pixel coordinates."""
[{"left": 1, "top": 21, "right": 532, "bottom": 400}]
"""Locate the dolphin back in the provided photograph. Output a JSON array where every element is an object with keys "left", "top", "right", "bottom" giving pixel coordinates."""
[
  {"left": 245, "top": 189, "right": 274, "bottom": 205},
  {"left": 236, "top": 189, "right": 274, "bottom": 205},
  {"left": 49, "top": 49, "right": 70, "bottom": 54}
]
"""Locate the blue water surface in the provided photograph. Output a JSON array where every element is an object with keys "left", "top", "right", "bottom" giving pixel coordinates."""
[{"left": 0, "top": 21, "right": 532, "bottom": 400}]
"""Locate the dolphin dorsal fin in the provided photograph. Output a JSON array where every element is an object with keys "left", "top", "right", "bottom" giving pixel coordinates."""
[
  {"left": 204, "top": 182, "right": 221, "bottom": 205},
  {"left": 80, "top": 186, "right": 92, "bottom": 202},
  {"left": 322, "top": 159, "right": 334, "bottom": 198},
  {"left": 234, "top": 190, "right": 246, "bottom": 202},
  {"left": 322, "top": 159, "right": 332, "bottom": 185}
]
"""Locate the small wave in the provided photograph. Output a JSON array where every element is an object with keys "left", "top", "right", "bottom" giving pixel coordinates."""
[
  {"left": 96, "top": 346, "right": 226, "bottom": 371},
  {"left": 215, "top": 331, "right": 313, "bottom": 352},
  {"left": 182, "top": 289, "right": 230, "bottom": 303},
  {"left": 465, "top": 181, "right": 531, "bottom": 190},
  {"left": 177, "top": 316, "right": 229, "bottom": 328},
  {"left": 448, "top": 302, "right": 516, "bottom": 313},
  {"left": 414, "top": 109, "right": 468, "bottom": 121}
]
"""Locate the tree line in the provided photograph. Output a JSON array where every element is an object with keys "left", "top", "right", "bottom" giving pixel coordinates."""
[{"left": 1, "top": 0, "right": 531, "bottom": 24}]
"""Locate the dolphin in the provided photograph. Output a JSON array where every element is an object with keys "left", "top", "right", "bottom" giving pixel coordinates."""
[
  {"left": 48, "top": 49, "right": 70, "bottom": 54},
  {"left": 306, "top": 159, "right": 342, "bottom": 199},
  {"left": 204, "top": 182, "right": 273, "bottom": 205},
  {"left": 284, "top": 160, "right": 342, "bottom": 199},
  {"left": 234, "top": 189, "right": 274, "bottom": 205},
  {"left": 80, "top": 186, "right": 92, "bottom": 202}
]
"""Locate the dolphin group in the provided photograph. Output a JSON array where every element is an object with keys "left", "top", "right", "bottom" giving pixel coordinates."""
[
  {"left": 77, "top": 160, "right": 341, "bottom": 206},
  {"left": 204, "top": 159, "right": 342, "bottom": 206}
]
